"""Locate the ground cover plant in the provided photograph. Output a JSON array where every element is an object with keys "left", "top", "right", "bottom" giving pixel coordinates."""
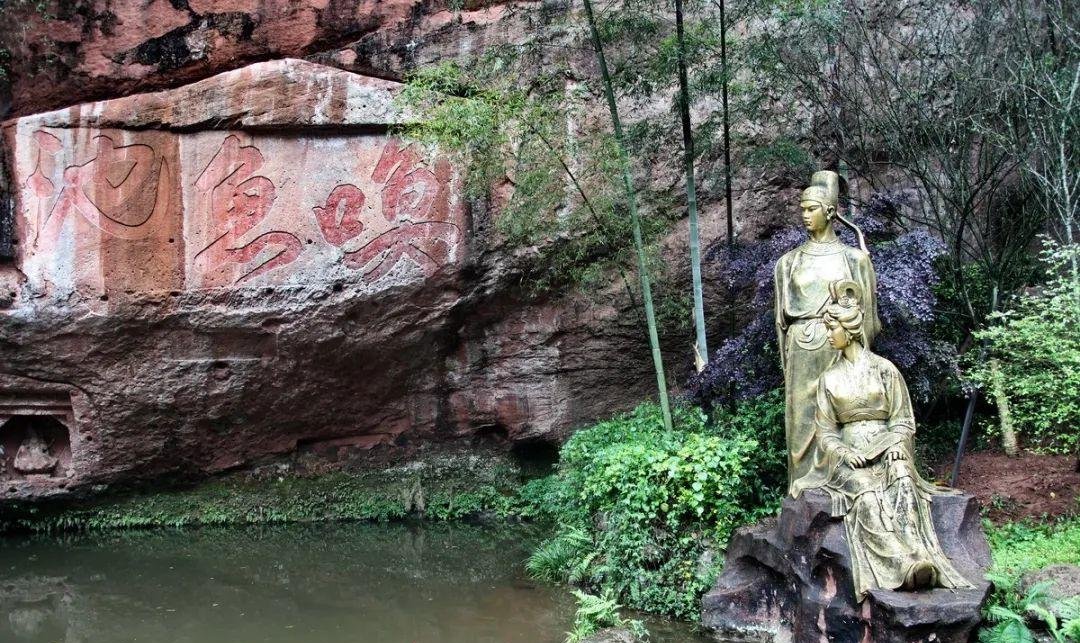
[
  {"left": 981, "top": 517, "right": 1080, "bottom": 642},
  {"left": 524, "top": 395, "right": 786, "bottom": 620}
]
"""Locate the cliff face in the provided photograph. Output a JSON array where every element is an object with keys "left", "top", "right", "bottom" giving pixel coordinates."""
[
  {"left": 0, "top": 48, "right": 665, "bottom": 501},
  {"left": 1, "top": 0, "right": 541, "bottom": 120},
  {"left": 0, "top": 0, "right": 774, "bottom": 502}
]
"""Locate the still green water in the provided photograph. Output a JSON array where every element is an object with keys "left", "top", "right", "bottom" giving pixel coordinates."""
[{"left": 0, "top": 523, "right": 710, "bottom": 643}]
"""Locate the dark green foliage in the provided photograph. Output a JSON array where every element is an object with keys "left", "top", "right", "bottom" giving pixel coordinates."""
[{"left": 526, "top": 394, "right": 786, "bottom": 619}]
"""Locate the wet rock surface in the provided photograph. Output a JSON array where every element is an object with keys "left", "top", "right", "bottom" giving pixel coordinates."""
[{"left": 701, "top": 490, "right": 992, "bottom": 643}]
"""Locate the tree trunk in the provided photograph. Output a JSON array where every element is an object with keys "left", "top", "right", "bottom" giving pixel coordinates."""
[
  {"left": 674, "top": 0, "right": 708, "bottom": 370},
  {"left": 988, "top": 358, "right": 1018, "bottom": 457}
]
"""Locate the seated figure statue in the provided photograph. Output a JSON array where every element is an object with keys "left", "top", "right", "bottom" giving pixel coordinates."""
[{"left": 790, "top": 279, "right": 975, "bottom": 600}]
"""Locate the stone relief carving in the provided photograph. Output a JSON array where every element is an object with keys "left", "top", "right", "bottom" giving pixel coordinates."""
[{"left": 12, "top": 429, "right": 58, "bottom": 476}]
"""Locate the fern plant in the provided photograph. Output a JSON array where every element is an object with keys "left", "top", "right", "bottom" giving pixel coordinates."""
[
  {"left": 565, "top": 589, "right": 648, "bottom": 643},
  {"left": 980, "top": 578, "right": 1080, "bottom": 643},
  {"left": 527, "top": 526, "right": 593, "bottom": 583}
]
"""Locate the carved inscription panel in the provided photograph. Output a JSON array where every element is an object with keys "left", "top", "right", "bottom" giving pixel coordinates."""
[
  {"left": 182, "top": 132, "right": 463, "bottom": 290},
  {"left": 16, "top": 126, "right": 184, "bottom": 301},
  {"left": 12, "top": 125, "right": 463, "bottom": 301}
]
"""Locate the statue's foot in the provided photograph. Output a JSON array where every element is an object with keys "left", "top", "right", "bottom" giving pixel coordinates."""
[{"left": 902, "top": 561, "right": 939, "bottom": 591}]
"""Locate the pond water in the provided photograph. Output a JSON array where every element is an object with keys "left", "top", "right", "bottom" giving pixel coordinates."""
[{"left": 0, "top": 522, "right": 712, "bottom": 643}]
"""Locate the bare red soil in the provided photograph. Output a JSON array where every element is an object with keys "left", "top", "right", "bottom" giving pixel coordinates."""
[{"left": 944, "top": 450, "right": 1080, "bottom": 524}]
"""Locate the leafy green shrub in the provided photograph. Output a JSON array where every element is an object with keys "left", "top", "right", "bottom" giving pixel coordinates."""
[
  {"left": 969, "top": 242, "right": 1080, "bottom": 454},
  {"left": 528, "top": 395, "right": 786, "bottom": 619}
]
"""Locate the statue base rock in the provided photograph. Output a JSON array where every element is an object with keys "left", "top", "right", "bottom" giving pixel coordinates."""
[{"left": 702, "top": 489, "right": 991, "bottom": 643}]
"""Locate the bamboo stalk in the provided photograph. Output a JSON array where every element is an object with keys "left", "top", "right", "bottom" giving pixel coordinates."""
[
  {"left": 582, "top": 0, "right": 673, "bottom": 431},
  {"left": 674, "top": 0, "right": 709, "bottom": 369}
]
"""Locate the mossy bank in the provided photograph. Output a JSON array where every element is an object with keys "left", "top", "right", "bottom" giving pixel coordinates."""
[{"left": 0, "top": 443, "right": 548, "bottom": 534}]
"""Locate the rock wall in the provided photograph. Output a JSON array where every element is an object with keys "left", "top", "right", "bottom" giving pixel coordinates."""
[
  {"left": 0, "top": 0, "right": 537, "bottom": 121},
  {"left": 0, "top": 54, "right": 664, "bottom": 503}
]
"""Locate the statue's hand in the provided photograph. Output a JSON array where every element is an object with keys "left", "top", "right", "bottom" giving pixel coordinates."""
[
  {"left": 843, "top": 451, "right": 868, "bottom": 468},
  {"left": 884, "top": 446, "right": 907, "bottom": 462}
]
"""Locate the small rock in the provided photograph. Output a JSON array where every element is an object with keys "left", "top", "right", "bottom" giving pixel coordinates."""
[
  {"left": 1020, "top": 564, "right": 1080, "bottom": 621},
  {"left": 581, "top": 627, "right": 637, "bottom": 643}
]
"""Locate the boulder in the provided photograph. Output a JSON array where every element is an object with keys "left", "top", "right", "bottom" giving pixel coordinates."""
[{"left": 702, "top": 490, "right": 992, "bottom": 643}]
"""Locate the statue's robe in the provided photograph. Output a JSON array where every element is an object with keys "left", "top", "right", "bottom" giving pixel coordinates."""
[{"left": 775, "top": 239, "right": 880, "bottom": 493}]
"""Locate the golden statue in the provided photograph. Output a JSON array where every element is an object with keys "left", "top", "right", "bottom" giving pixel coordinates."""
[
  {"left": 791, "top": 280, "right": 974, "bottom": 598},
  {"left": 775, "top": 171, "right": 880, "bottom": 493}
]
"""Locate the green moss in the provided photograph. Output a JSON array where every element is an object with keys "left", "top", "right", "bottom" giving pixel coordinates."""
[{"left": 2, "top": 449, "right": 534, "bottom": 534}]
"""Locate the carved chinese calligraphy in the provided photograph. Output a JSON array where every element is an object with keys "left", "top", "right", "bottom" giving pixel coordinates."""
[
  {"left": 187, "top": 132, "right": 462, "bottom": 289},
  {"left": 48, "top": 135, "right": 168, "bottom": 240},
  {"left": 192, "top": 135, "right": 302, "bottom": 286},
  {"left": 13, "top": 125, "right": 462, "bottom": 299},
  {"left": 314, "top": 184, "right": 367, "bottom": 246},
  {"left": 15, "top": 127, "right": 184, "bottom": 302},
  {"left": 29, "top": 131, "right": 172, "bottom": 244},
  {"left": 342, "top": 141, "right": 460, "bottom": 282}
]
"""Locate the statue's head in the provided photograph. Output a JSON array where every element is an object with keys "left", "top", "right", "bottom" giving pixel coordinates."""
[
  {"left": 823, "top": 279, "right": 864, "bottom": 349},
  {"left": 799, "top": 170, "right": 840, "bottom": 234}
]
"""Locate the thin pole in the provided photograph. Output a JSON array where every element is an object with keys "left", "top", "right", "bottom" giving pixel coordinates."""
[
  {"left": 950, "top": 286, "right": 999, "bottom": 487},
  {"left": 582, "top": 0, "right": 673, "bottom": 431},
  {"left": 719, "top": 0, "right": 734, "bottom": 247}
]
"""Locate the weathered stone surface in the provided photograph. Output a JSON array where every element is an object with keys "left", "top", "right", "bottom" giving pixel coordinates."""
[
  {"left": 0, "top": 59, "right": 663, "bottom": 503},
  {"left": 0, "top": 0, "right": 532, "bottom": 120},
  {"left": 701, "top": 490, "right": 992, "bottom": 643},
  {"left": 19, "top": 59, "right": 405, "bottom": 131}
]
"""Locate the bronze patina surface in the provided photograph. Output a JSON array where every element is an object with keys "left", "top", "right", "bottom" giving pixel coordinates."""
[
  {"left": 792, "top": 279, "right": 974, "bottom": 598},
  {"left": 774, "top": 171, "right": 880, "bottom": 492}
]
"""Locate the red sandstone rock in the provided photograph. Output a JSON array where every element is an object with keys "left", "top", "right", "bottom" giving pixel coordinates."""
[
  {"left": 0, "top": 0, "right": 533, "bottom": 120},
  {"left": 0, "top": 59, "right": 663, "bottom": 503}
]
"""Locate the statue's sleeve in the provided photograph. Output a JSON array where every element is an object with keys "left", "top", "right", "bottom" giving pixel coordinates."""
[
  {"left": 814, "top": 377, "right": 845, "bottom": 456},
  {"left": 856, "top": 252, "right": 881, "bottom": 347},
  {"left": 774, "top": 255, "right": 788, "bottom": 372},
  {"left": 884, "top": 362, "right": 916, "bottom": 436}
]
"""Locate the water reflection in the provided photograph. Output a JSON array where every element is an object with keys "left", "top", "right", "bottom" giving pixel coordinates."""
[{"left": 0, "top": 522, "right": 709, "bottom": 643}]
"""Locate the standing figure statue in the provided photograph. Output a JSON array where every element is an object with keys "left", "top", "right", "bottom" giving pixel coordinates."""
[
  {"left": 775, "top": 170, "right": 880, "bottom": 494},
  {"left": 792, "top": 280, "right": 974, "bottom": 598}
]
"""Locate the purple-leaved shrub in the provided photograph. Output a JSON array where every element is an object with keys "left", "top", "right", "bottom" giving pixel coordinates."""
[{"left": 689, "top": 193, "right": 957, "bottom": 409}]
